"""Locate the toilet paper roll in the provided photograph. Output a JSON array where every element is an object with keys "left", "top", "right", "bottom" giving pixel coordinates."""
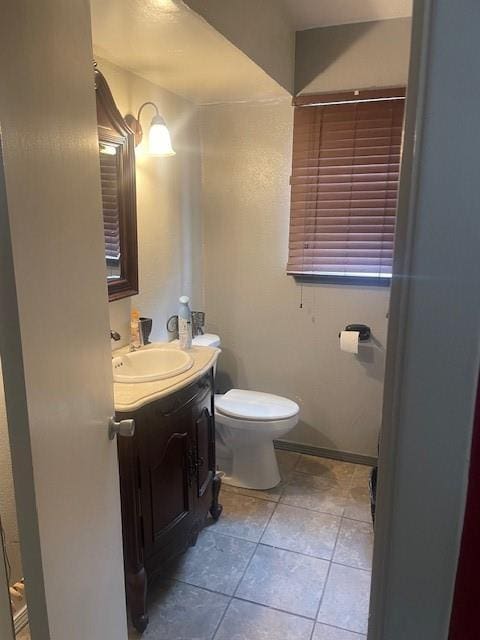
[{"left": 340, "top": 330, "right": 359, "bottom": 354}]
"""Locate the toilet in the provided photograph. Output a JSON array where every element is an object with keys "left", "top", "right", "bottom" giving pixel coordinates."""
[{"left": 193, "top": 334, "right": 299, "bottom": 490}]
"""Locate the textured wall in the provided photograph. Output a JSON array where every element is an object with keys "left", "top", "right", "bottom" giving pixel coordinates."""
[
  {"left": 96, "top": 58, "right": 203, "bottom": 348},
  {"left": 200, "top": 100, "right": 389, "bottom": 457},
  {"left": 295, "top": 18, "right": 412, "bottom": 94}
]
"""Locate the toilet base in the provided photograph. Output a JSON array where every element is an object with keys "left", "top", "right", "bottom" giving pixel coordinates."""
[{"left": 218, "top": 441, "right": 281, "bottom": 490}]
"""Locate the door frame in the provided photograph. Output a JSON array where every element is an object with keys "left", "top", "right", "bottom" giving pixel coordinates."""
[
  {"left": 370, "top": 0, "right": 480, "bottom": 637},
  {"left": 0, "top": 134, "right": 49, "bottom": 638}
]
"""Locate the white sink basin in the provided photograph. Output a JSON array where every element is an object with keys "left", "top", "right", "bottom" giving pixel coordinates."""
[{"left": 113, "top": 348, "right": 194, "bottom": 383}]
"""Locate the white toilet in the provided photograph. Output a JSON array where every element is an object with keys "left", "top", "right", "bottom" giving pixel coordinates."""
[{"left": 193, "top": 334, "right": 299, "bottom": 490}]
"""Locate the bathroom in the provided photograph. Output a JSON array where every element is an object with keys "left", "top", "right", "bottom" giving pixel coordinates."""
[
  {"left": 99, "top": 3, "right": 407, "bottom": 635},
  {"left": 2, "top": 1, "right": 480, "bottom": 640}
]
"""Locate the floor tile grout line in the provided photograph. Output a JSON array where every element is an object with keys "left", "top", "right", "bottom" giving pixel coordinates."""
[
  {"left": 313, "top": 620, "right": 368, "bottom": 637},
  {"left": 279, "top": 497, "right": 371, "bottom": 523},
  {"left": 224, "top": 461, "right": 372, "bottom": 524},
  {"left": 212, "top": 498, "right": 281, "bottom": 639},
  {"left": 221, "top": 489, "right": 279, "bottom": 507},
  {"left": 170, "top": 527, "right": 372, "bottom": 590},
  {"left": 208, "top": 488, "right": 372, "bottom": 566},
  {"left": 231, "top": 594, "right": 318, "bottom": 622},
  {"left": 330, "top": 559, "right": 372, "bottom": 575},
  {"left": 211, "top": 595, "right": 233, "bottom": 638},
  {"left": 331, "top": 514, "right": 345, "bottom": 562},
  {"left": 171, "top": 537, "right": 371, "bottom": 592},
  {"left": 212, "top": 519, "right": 337, "bottom": 563},
  {"left": 162, "top": 577, "right": 369, "bottom": 637},
  {"left": 215, "top": 594, "right": 368, "bottom": 639},
  {"left": 135, "top": 576, "right": 367, "bottom": 640},
  {"left": 167, "top": 575, "right": 237, "bottom": 598},
  {"left": 332, "top": 512, "right": 374, "bottom": 572},
  {"left": 224, "top": 487, "right": 371, "bottom": 524},
  {"left": 233, "top": 498, "right": 281, "bottom": 598},
  {"left": 333, "top": 513, "right": 374, "bottom": 571},
  {"left": 255, "top": 540, "right": 333, "bottom": 564},
  {"left": 341, "top": 514, "right": 375, "bottom": 527},
  {"left": 309, "top": 510, "right": 345, "bottom": 639},
  {"left": 279, "top": 497, "right": 346, "bottom": 520},
  {"left": 309, "top": 559, "right": 333, "bottom": 640}
]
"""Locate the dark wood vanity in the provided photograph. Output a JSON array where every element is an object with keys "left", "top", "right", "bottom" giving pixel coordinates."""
[{"left": 116, "top": 368, "right": 222, "bottom": 633}]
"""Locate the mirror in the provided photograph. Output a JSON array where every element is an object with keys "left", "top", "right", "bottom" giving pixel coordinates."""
[{"left": 94, "top": 63, "right": 138, "bottom": 301}]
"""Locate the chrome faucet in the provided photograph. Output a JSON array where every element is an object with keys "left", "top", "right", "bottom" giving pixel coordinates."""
[{"left": 110, "top": 329, "right": 121, "bottom": 342}]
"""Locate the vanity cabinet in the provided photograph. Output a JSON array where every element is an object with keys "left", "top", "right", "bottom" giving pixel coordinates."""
[{"left": 116, "top": 369, "right": 222, "bottom": 632}]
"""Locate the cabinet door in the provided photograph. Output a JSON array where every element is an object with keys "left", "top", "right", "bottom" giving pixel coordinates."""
[{"left": 140, "top": 406, "right": 195, "bottom": 571}]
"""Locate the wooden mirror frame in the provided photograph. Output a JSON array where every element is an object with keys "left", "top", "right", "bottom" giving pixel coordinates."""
[{"left": 95, "top": 63, "right": 139, "bottom": 301}]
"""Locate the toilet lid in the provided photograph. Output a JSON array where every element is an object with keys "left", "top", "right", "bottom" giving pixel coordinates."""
[{"left": 215, "top": 389, "right": 299, "bottom": 421}]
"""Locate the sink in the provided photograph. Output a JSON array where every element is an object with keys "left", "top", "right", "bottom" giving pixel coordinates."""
[{"left": 113, "top": 348, "right": 194, "bottom": 383}]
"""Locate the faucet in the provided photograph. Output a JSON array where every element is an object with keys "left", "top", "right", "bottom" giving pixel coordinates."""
[{"left": 110, "top": 330, "right": 121, "bottom": 342}]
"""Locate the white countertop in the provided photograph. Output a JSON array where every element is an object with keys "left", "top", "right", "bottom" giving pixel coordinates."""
[{"left": 113, "top": 341, "right": 220, "bottom": 412}]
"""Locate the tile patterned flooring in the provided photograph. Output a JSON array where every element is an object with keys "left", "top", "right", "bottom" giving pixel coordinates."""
[{"left": 129, "top": 451, "right": 373, "bottom": 640}]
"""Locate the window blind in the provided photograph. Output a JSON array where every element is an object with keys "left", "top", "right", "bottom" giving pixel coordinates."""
[
  {"left": 100, "top": 149, "right": 121, "bottom": 261},
  {"left": 287, "top": 88, "right": 405, "bottom": 280}
]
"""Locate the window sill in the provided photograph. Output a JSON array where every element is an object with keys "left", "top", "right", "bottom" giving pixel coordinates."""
[{"left": 288, "top": 272, "right": 391, "bottom": 287}]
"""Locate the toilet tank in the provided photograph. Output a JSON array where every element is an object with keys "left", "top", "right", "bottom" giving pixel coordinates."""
[
  {"left": 192, "top": 333, "right": 221, "bottom": 348},
  {"left": 192, "top": 333, "right": 221, "bottom": 375}
]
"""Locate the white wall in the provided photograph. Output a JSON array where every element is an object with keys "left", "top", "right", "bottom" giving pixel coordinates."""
[
  {"left": 0, "top": 360, "right": 22, "bottom": 585},
  {"left": 295, "top": 18, "right": 411, "bottom": 95},
  {"left": 200, "top": 19, "right": 410, "bottom": 458},
  {"left": 200, "top": 100, "right": 389, "bottom": 458},
  {"left": 97, "top": 58, "right": 203, "bottom": 348}
]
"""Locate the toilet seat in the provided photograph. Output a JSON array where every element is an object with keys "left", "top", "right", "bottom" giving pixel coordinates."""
[{"left": 215, "top": 389, "right": 299, "bottom": 422}]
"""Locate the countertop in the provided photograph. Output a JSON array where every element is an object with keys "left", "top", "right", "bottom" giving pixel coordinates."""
[{"left": 113, "top": 341, "right": 220, "bottom": 412}]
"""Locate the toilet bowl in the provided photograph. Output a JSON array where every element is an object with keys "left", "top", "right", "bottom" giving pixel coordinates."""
[
  {"left": 214, "top": 389, "right": 299, "bottom": 490},
  {"left": 191, "top": 334, "right": 300, "bottom": 490}
]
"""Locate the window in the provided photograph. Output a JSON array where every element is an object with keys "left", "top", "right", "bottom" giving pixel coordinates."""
[{"left": 287, "top": 88, "right": 405, "bottom": 282}]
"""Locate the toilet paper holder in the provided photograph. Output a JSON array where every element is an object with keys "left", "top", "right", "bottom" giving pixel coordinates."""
[{"left": 339, "top": 324, "right": 371, "bottom": 341}]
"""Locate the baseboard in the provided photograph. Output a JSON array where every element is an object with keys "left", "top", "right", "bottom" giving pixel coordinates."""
[{"left": 274, "top": 440, "right": 377, "bottom": 467}]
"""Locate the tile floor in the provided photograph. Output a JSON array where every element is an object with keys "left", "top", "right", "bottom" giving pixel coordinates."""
[{"left": 129, "top": 450, "right": 373, "bottom": 640}]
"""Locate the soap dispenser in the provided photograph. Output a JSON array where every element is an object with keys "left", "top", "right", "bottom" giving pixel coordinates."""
[{"left": 178, "top": 296, "right": 192, "bottom": 350}]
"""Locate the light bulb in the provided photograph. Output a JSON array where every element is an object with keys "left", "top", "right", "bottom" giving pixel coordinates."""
[{"left": 148, "top": 116, "right": 176, "bottom": 157}]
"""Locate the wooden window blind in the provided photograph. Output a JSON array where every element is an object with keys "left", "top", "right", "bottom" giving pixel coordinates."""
[
  {"left": 100, "top": 147, "right": 121, "bottom": 262},
  {"left": 287, "top": 88, "right": 405, "bottom": 280}
]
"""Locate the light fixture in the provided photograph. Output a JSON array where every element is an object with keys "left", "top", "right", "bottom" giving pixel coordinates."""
[{"left": 125, "top": 102, "right": 176, "bottom": 157}]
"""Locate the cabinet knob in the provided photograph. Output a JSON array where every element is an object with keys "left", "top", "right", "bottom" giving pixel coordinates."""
[{"left": 109, "top": 417, "right": 135, "bottom": 440}]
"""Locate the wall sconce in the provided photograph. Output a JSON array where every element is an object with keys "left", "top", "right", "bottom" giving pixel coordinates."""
[{"left": 125, "top": 102, "right": 176, "bottom": 157}]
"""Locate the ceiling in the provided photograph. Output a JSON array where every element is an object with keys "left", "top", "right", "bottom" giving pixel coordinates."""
[
  {"left": 90, "top": 0, "right": 287, "bottom": 105},
  {"left": 284, "top": 0, "right": 413, "bottom": 31},
  {"left": 91, "top": 0, "right": 413, "bottom": 105}
]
